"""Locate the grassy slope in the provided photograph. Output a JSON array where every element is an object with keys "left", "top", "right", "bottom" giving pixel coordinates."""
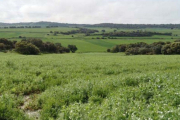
[
  {"left": 0, "top": 52, "right": 180, "bottom": 119},
  {"left": 0, "top": 27, "right": 180, "bottom": 52}
]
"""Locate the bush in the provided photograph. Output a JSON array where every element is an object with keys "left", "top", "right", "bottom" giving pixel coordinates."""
[
  {"left": 111, "top": 45, "right": 119, "bottom": 53},
  {"left": 110, "top": 41, "right": 180, "bottom": 55},
  {"left": 161, "top": 44, "right": 172, "bottom": 55},
  {"left": 43, "top": 42, "right": 57, "bottom": 53},
  {"left": 68, "top": 45, "right": 78, "bottom": 53},
  {"left": 0, "top": 38, "right": 14, "bottom": 50},
  {"left": 15, "top": 41, "right": 40, "bottom": 55},
  {"left": 125, "top": 47, "right": 139, "bottom": 55},
  {"left": 107, "top": 49, "right": 111, "bottom": 52},
  {"left": 138, "top": 48, "right": 152, "bottom": 55},
  {"left": 0, "top": 43, "right": 5, "bottom": 51},
  {"left": 152, "top": 45, "right": 163, "bottom": 54},
  {"left": 170, "top": 42, "right": 180, "bottom": 54},
  {"left": 59, "top": 47, "right": 70, "bottom": 53}
]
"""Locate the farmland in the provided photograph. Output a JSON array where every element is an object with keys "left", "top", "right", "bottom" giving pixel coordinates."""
[
  {"left": 0, "top": 27, "right": 180, "bottom": 119},
  {"left": 0, "top": 27, "right": 180, "bottom": 52}
]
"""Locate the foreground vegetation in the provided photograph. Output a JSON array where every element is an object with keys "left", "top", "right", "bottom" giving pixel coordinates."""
[{"left": 0, "top": 53, "right": 180, "bottom": 119}]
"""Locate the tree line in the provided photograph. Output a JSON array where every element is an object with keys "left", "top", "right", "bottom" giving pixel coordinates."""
[
  {"left": 103, "top": 31, "right": 172, "bottom": 37},
  {"left": 0, "top": 38, "right": 77, "bottom": 55},
  {"left": 86, "top": 23, "right": 180, "bottom": 29},
  {"left": 60, "top": 28, "right": 99, "bottom": 35},
  {"left": 108, "top": 40, "right": 180, "bottom": 55},
  {"left": 0, "top": 26, "right": 42, "bottom": 29}
]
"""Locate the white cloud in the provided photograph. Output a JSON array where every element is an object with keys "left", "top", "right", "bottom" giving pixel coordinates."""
[{"left": 0, "top": 0, "right": 180, "bottom": 24}]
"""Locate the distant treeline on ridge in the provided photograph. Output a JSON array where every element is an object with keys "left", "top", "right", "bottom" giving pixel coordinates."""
[{"left": 1, "top": 22, "right": 180, "bottom": 29}]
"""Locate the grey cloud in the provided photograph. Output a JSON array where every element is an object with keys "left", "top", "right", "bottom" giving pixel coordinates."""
[{"left": 0, "top": 0, "right": 180, "bottom": 24}]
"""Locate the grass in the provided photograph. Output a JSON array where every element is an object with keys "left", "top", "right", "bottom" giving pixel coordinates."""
[
  {"left": 0, "top": 27, "right": 180, "bottom": 52},
  {"left": 0, "top": 52, "right": 180, "bottom": 119}
]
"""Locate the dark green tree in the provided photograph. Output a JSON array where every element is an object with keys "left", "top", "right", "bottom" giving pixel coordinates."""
[{"left": 68, "top": 45, "right": 78, "bottom": 53}]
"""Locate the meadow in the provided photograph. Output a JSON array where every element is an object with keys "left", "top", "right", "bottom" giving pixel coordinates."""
[
  {"left": 0, "top": 27, "right": 180, "bottom": 52},
  {"left": 0, "top": 52, "right": 180, "bottom": 119},
  {"left": 0, "top": 27, "right": 180, "bottom": 119}
]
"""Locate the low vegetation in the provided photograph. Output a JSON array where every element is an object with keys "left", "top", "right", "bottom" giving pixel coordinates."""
[
  {"left": 0, "top": 38, "right": 77, "bottom": 55},
  {"left": 109, "top": 41, "right": 180, "bottom": 55},
  {"left": 103, "top": 31, "right": 172, "bottom": 37},
  {"left": 57, "top": 28, "right": 99, "bottom": 35},
  {"left": 0, "top": 53, "right": 180, "bottom": 119}
]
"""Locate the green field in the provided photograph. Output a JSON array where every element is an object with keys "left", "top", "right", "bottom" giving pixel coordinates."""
[
  {"left": 0, "top": 27, "right": 180, "bottom": 52},
  {"left": 0, "top": 52, "right": 180, "bottom": 119},
  {"left": 0, "top": 27, "right": 180, "bottom": 119}
]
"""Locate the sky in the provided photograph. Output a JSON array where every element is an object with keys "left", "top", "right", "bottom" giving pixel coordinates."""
[{"left": 0, "top": 0, "right": 180, "bottom": 24}]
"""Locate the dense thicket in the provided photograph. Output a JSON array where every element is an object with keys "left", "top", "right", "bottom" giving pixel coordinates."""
[
  {"left": 109, "top": 41, "right": 180, "bottom": 55},
  {"left": 68, "top": 45, "right": 78, "bottom": 53},
  {"left": 0, "top": 38, "right": 16, "bottom": 51},
  {"left": 103, "top": 31, "right": 172, "bottom": 37},
  {"left": 0, "top": 38, "right": 77, "bottom": 55},
  {"left": 18, "top": 39, "right": 75, "bottom": 54},
  {"left": 60, "top": 28, "right": 99, "bottom": 35},
  {"left": 15, "top": 41, "right": 40, "bottom": 55}
]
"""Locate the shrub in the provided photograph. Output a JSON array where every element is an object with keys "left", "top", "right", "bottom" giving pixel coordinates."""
[
  {"left": 43, "top": 42, "right": 57, "bottom": 53},
  {"left": 59, "top": 47, "right": 70, "bottom": 53},
  {"left": 15, "top": 41, "right": 40, "bottom": 55},
  {"left": 0, "top": 38, "right": 14, "bottom": 50},
  {"left": 161, "top": 44, "right": 172, "bottom": 55},
  {"left": 107, "top": 49, "right": 111, "bottom": 52},
  {"left": 68, "top": 45, "right": 78, "bottom": 53},
  {"left": 151, "top": 41, "right": 166, "bottom": 46},
  {"left": 126, "top": 42, "right": 148, "bottom": 49},
  {"left": 28, "top": 39, "right": 44, "bottom": 50},
  {"left": 170, "top": 42, "right": 180, "bottom": 54},
  {"left": 118, "top": 44, "right": 127, "bottom": 52},
  {"left": 0, "top": 43, "right": 6, "bottom": 51},
  {"left": 152, "top": 45, "right": 163, "bottom": 54},
  {"left": 125, "top": 47, "right": 139, "bottom": 55},
  {"left": 110, "top": 41, "right": 180, "bottom": 55},
  {"left": 138, "top": 47, "right": 152, "bottom": 55},
  {"left": 111, "top": 45, "right": 119, "bottom": 53}
]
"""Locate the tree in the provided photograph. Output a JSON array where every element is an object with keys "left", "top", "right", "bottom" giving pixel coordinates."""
[
  {"left": 68, "top": 45, "right": 78, "bottom": 53},
  {"left": 0, "top": 43, "right": 5, "bottom": 51}
]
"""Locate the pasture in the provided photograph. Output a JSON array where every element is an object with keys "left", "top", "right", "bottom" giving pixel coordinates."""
[{"left": 0, "top": 27, "right": 180, "bottom": 52}]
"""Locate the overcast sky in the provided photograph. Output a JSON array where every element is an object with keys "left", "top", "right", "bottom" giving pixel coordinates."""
[{"left": 0, "top": 0, "right": 180, "bottom": 24}]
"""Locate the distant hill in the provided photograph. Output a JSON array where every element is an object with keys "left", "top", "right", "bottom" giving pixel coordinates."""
[
  {"left": 0, "top": 21, "right": 180, "bottom": 29},
  {"left": 0, "top": 21, "right": 87, "bottom": 27}
]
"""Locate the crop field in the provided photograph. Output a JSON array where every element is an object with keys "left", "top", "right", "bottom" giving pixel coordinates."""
[
  {"left": 0, "top": 27, "right": 180, "bottom": 52},
  {"left": 0, "top": 52, "right": 180, "bottom": 119}
]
